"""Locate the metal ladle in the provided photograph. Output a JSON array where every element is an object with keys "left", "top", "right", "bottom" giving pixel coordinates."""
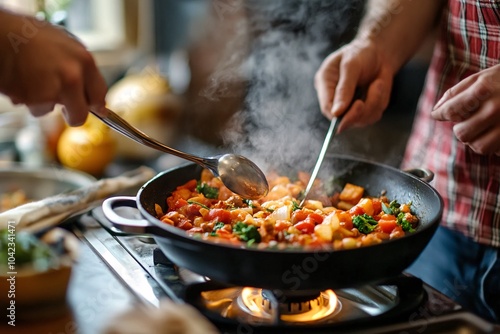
[{"left": 91, "top": 108, "right": 269, "bottom": 200}]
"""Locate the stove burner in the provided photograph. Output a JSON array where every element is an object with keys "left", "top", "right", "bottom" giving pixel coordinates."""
[
  {"left": 238, "top": 288, "right": 341, "bottom": 323},
  {"left": 184, "top": 276, "right": 430, "bottom": 328},
  {"left": 261, "top": 289, "right": 322, "bottom": 314}
]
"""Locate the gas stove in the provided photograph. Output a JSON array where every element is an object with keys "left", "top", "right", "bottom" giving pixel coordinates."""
[{"left": 73, "top": 207, "right": 499, "bottom": 333}]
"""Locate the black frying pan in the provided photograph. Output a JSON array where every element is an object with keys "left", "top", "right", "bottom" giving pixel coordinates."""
[{"left": 102, "top": 155, "right": 443, "bottom": 290}]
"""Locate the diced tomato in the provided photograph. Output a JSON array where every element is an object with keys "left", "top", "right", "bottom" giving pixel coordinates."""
[
  {"left": 170, "top": 198, "right": 188, "bottom": 211},
  {"left": 349, "top": 205, "right": 364, "bottom": 217},
  {"left": 187, "top": 227, "right": 203, "bottom": 234},
  {"left": 291, "top": 210, "right": 309, "bottom": 224},
  {"left": 275, "top": 220, "right": 291, "bottom": 232},
  {"left": 175, "top": 188, "right": 193, "bottom": 200},
  {"left": 184, "top": 204, "right": 202, "bottom": 220},
  {"left": 380, "top": 214, "right": 397, "bottom": 221},
  {"left": 390, "top": 225, "right": 405, "bottom": 238},
  {"left": 337, "top": 211, "right": 353, "bottom": 230},
  {"left": 215, "top": 228, "right": 232, "bottom": 239},
  {"left": 307, "top": 212, "right": 324, "bottom": 225},
  {"left": 377, "top": 219, "right": 398, "bottom": 233},
  {"left": 177, "top": 219, "right": 193, "bottom": 230},
  {"left": 294, "top": 221, "right": 315, "bottom": 234},
  {"left": 176, "top": 198, "right": 189, "bottom": 208},
  {"left": 180, "top": 179, "right": 197, "bottom": 191},
  {"left": 372, "top": 199, "right": 382, "bottom": 215},
  {"left": 340, "top": 220, "right": 353, "bottom": 230},
  {"left": 206, "top": 208, "right": 232, "bottom": 224}
]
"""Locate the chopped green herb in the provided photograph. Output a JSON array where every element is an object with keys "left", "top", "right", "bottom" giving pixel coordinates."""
[
  {"left": 389, "top": 200, "right": 401, "bottom": 215},
  {"left": 291, "top": 201, "right": 301, "bottom": 211},
  {"left": 196, "top": 182, "right": 219, "bottom": 199},
  {"left": 213, "top": 222, "right": 225, "bottom": 231},
  {"left": 381, "top": 202, "right": 392, "bottom": 215},
  {"left": 233, "top": 222, "right": 261, "bottom": 244},
  {"left": 381, "top": 200, "right": 403, "bottom": 216},
  {"left": 352, "top": 214, "right": 378, "bottom": 234},
  {"left": 211, "top": 222, "right": 226, "bottom": 236},
  {"left": 397, "top": 212, "right": 415, "bottom": 232}
]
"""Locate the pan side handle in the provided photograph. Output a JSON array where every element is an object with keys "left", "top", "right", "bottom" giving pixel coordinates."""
[
  {"left": 403, "top": 168, "right": 434, "bottom": 183},
  {"left": 102, "top": 196, "right": 153, "bottom": 234}
]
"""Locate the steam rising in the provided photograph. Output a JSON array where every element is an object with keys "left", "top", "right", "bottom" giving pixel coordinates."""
[{"left": 203, "top": 1, "right": 365, "bottom": 174}]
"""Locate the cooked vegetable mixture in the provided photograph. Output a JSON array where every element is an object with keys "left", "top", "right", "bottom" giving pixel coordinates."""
[{"left": 155, "top": 169, "right": 419, "bottom": 250}]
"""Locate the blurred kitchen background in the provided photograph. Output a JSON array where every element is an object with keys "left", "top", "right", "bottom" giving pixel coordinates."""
[{"left": 0, "top": 0, "right": 434, "bottom": 177}]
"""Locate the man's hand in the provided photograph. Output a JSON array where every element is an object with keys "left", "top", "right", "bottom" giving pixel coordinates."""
[
  {"left": 314, "top": 39, "right": 394, "bottom": 133},
  {"left": 0, "top": 10, "right": 108, "bottom": 126},
  {"left": 431, "top": 64, "right": 500, "bottom": 155}
]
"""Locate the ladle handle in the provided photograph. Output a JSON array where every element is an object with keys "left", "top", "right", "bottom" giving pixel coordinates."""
[{"left": 91, "top": 108, "right": 205, "bottom": 166}]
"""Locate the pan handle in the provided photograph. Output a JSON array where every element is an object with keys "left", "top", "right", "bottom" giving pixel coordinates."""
[
  {"left": 102, "top": 196, "right": 154, "bottom": 234},
  {"left": 403, "top": 168, "right": 434, "bottom": 183}
]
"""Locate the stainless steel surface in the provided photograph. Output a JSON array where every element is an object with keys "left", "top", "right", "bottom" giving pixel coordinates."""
[
  {"left": 73, "top": 225, "right": 161, "bottom": 308},
  {"left": 91, "top": 108, "right": 269, "bottom": 200},
  {"left": 300, "top": 115, "right": 343, "bottom": 206}
]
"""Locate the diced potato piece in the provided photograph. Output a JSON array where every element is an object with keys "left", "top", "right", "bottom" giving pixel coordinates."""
[
  {"left": 342, "top": 237, "right": 358, "bottom": 249},
  {"left": 338, "top": 226, "right": 356, "bottom": 237},
  {"left": 314, "top": 224, "right": 333, "bottom": 242},
  {"left": 201, "top": 168, "right": 215, "bottom": 182},
  {"left": 193, "top": 217, "right": 204, "bottom": 227},
  {"left": 339, "top": 183, "right": 364, "bottom": 204},
  {"left": 243, "top": 214, "right": 255, "bottom": 225},
  {"left": 357, "top": 198, "right": 374, "bottom": 216},
  {"left": 303, "top": 200, "right": 323, "bottom": 211},
  {"left": 267, "top": 205, "right": 291, "bottom": 224},
  {"left": 337, "top": 200, "right": 354, "bottom": 211},
  {"left": 323, "top": 212, "right": 340, "bottom": 231},
  {"left": 333, "top": 239, "right": 343, "bottom": 250},
  {"left": 176, "top": 188, "right": 192, "bottom": 200},
  {"left": 265, "top": 185, "right": 291, "bottom": 201},
  {"left": 361, "top": 234, "right": 383, "bottom": 247}
]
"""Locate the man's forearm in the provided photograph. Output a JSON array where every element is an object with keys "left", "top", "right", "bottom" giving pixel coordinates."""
[{"left": 357, "top": 0, "right": 445, "bottom": 73}]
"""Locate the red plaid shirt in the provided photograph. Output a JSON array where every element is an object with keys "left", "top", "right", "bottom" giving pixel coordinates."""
[{"left": 402, "top": 0, "right": 500, "bottom": 247}]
